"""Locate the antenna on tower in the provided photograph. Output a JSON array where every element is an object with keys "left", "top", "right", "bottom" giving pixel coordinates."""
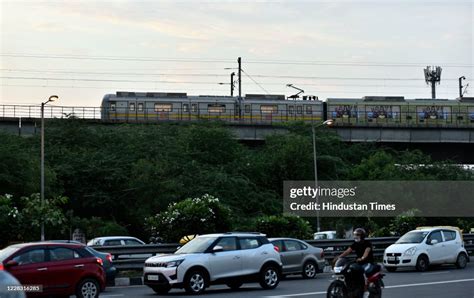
[{"left": 424, "top": 66, "right": 442, "bottom": 99}]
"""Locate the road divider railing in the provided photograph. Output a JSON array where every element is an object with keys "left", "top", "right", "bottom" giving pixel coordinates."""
[{"left": 91, "top": 234, "right": 474, "bottom": 271}]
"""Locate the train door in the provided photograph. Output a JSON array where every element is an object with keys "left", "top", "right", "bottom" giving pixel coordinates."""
[
  {"left": 116, "top": 100, "right": 128, "bottom": 121},
  {"left": 190, "top": 102, "right": 199, "bottom": 121},
  {"left": 242, "top": 103, "right": 251, "bottom": 123},
  {"left": 108, "top": 101, "right": 117, "bottom": 121},
  {"left": 128, "top": 101, "right": 136, "bottom": 122},
  {"left": 136, "top": 101, "right": 145, "bottom": 121},
  {"left": 288, "top": 104, "right": 295, "bottom": 121},
  {"left": 182, "top": 102, "right": 190, "bottom": 121}
]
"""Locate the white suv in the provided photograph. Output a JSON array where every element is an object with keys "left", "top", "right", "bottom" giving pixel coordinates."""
[
  {"left": 143, "top": 232, "right": 282, "bottom": 294},
  {"left": 383, "top": 227, "right": 469, "bottom": 272}
]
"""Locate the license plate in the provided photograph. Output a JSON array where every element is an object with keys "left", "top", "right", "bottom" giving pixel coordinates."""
[
  {"left": 147, "top": 275, "right": 159, "bottom": 281},
  {"left": 387, "top": 256, "right": 396, "bottom": 261}
]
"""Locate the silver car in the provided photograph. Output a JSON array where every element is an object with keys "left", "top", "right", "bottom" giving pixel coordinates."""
[
  {"left": 144, "top": 232, "right": 283, "bottom": 295},
  {"left": 270, "top": 238, "right": 325, "bottom": 279}
]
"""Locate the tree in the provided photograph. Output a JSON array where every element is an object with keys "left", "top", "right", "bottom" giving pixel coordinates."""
[
  {"left": 254, "top": 215, "right": 313, "bottom": 239},
  {"left": 0, "top": 193, "right": 68, "bottom": 245},
  {"left": 389, "top": 209, "right": 426, "bottom": 236},
  {"left": 145, "top": 194, "right": 232, "bottom": 242}
]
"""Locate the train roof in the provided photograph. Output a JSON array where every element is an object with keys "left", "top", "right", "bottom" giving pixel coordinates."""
[{"left": 245, "top": 94, "right": 286, "bottom": 100}]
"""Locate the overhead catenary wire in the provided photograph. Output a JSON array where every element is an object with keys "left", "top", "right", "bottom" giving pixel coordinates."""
[
  {"left": 1, "top": 53, "right": 472, "bottom": 68},
  {"left": 241, "top": 69, "right": 270, "bottom": 94}
]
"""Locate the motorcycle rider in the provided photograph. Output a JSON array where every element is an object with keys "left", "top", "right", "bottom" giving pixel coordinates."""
[
  {"left": 333, "top": 228, "right": 374, "bottom": 297},
  {"left": 335, "top": 228, "right": 374, "bottom": 265}
]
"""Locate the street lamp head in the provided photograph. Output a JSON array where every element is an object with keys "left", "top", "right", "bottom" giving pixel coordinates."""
[
  {"left": 323, "top": 119, "right": 334, "bottom": 126},
  {"left": 48, "top": 95, "right": 59, "bottom": 102}
]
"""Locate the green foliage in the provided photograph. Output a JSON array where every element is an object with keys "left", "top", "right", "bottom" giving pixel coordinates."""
[
  {"left": 1, "top": 121, "right": 473, "bottom": 245},
  {"left": 389, "top": 210, "right": 426, "bottom": 236},
  {"left": 254, "top": 215, "right": 313, "bottom": 239},
  {"left": 0, "top": 193, "right": 68, "bottom": 245},
  {"left": 146, "top": 194, "right": 232, "bottom": 242}
]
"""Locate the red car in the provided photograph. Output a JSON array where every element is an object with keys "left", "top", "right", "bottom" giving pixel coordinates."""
[{"left": 0, "top": 242, "right": 106, "bottom": 298}]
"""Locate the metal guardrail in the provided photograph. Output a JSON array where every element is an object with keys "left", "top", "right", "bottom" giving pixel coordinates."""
[{"left": 91, "top": 234, "right": 474, "bottom": 271}]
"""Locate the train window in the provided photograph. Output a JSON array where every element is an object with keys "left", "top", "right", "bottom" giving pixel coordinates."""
[
  {"left": 191, "top": 104, "right": 198, "bottom": 113},
  {"left": 129, "top": 103, "right": 136, "bottom": 111},
  {"left": 155, "top": 103, "right": 172, "bottom": 112},
  {"left": 305, "top": 105, "right": 312, "bottom": 114},
  {"left": 245, "top": 105, "right": 251, "bottom": 113},
  {"left": 289, "top": 106, "right": 294, "bottom": 114},
  {"left": 208, "top": 104, "right": 225, "bottom": 113},
  {"left": 297, "top": 106, "right": 302, "bottom": 114},
  {"left": 183, "top": 104, "right": 189, "bottom": 112},
  {"left": 110, "top": 102, "right": 116, "bottom": 111},
  {"left": 366, "top": 105, "right": 400, "bottom": 120},
  {"left": 138, "top": 103, "right": 144, "bottom": 112},
  {"left": 416, "top": 106, "right": 450, "bottom": 120},
  {"left": 260, "top": 105, "right": 278, "bottom": 114}
]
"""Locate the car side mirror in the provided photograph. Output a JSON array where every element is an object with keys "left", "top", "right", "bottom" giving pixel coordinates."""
[
  {"left": 429, "top": 239, "right": 438, "bottom": 245},
  {"left": 212, "top": 245, "right": 224, "bottom": 253},
  {"left": 5, "top": 260, "right": 18, "bottom": 267}
]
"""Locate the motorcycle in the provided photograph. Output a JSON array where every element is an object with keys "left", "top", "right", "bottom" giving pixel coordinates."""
[{"left": 327, "top": 257, "right": 385, "bottom": 298}]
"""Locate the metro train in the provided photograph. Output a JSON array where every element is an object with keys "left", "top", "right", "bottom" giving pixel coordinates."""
[{"left": 101, "top": 91, "right": 474, "bottom": 127}]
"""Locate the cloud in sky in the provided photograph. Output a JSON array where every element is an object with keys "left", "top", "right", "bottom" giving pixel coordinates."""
[{"left": 0, "top": 0, "right": 472, "bottom": 105}]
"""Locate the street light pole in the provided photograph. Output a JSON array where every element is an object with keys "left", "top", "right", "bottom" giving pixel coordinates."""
[
  {"left": 40, "top": 95, "right": 58, "bottom": 241},
  {"left": 312, "top": 119, "right": 334, "bottom": 233}
]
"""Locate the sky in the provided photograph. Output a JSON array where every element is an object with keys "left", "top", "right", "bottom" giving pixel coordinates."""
[{"left": 0, "top": 0, "right": 473, "bottom": 107}]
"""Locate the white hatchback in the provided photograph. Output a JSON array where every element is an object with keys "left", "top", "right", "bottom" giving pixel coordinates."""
[{"left": 383, "top": 227, "right": 469, "bottom": 272}]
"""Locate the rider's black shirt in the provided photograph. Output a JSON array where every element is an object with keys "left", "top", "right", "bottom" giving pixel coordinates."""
[{"left": 350, "top": 240, "right": 374, "bottom": 264}]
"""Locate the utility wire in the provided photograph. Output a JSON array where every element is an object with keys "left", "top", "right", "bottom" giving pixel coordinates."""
[
  {"left": 1, "top": 53, "right": 472, "bottom": 68},
  {"left": 241, "top": 69, "right": 270, "bottom": 94}
]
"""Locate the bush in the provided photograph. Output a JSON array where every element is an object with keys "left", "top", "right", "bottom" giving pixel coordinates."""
[
  {"left": 389, "top": 209, "right": 426, "bottom": 236},
  {"left": 254, "top": 215, "right": 313, "bottom": 239},
  {"left": 0, "top": 193, "right": 68, "bottom": 245},
  {"left": 145, "top": 194, "right": 232, "bottom": 243}
]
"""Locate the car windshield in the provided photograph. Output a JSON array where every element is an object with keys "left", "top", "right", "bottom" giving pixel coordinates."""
[
  {"left": 396, "top": 231, "right": 429, "bottom": 244},
  {"left": 0, "top": 246, "right": 20, "bottom": 262},
  {"left": 175, "top": 237, "right": 217, "bottom": 254}
]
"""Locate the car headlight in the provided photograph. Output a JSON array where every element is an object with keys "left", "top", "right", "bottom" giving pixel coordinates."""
[
  {"left": 165, "top": 259, "right": 185, "bottom": 268},
  {"left": 403, "top": 247, "right": 417, "bottom": 256}
]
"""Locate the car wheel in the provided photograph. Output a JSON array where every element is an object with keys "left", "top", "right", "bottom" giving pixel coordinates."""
[
  {"left": 456, "top": 253, "right": 468, "bottom": 269},
  {"left": 226, "top": 281, "right": 243, "bottom": 290},
  {"left": 415, "top": 255, "right": 429, "bottom": 272},
  {"left": 184, "top": 270, "right": 207, "bottom": 294},
  {"left": 76, "top": 278, "right": 100, "bottom": 298},
  {"left": 302, "top": 261, "right": 317, "bottom": 279},
  {"left": 259, "top": 265, "right": 280, "bottom": 289},
  {"left": 151, "top": 285, "right": 171, "bottom": 294}
]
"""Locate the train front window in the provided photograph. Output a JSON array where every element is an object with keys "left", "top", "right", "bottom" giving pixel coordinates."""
[
  {"left": 110, "top": 102, "right": 116, "bottom": 111},
  {"left": 129, "top": 103, "right": 135, "bottom": 111},
  {"left": 155, "top": 104, "right": 172, "bottom": 112}
]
